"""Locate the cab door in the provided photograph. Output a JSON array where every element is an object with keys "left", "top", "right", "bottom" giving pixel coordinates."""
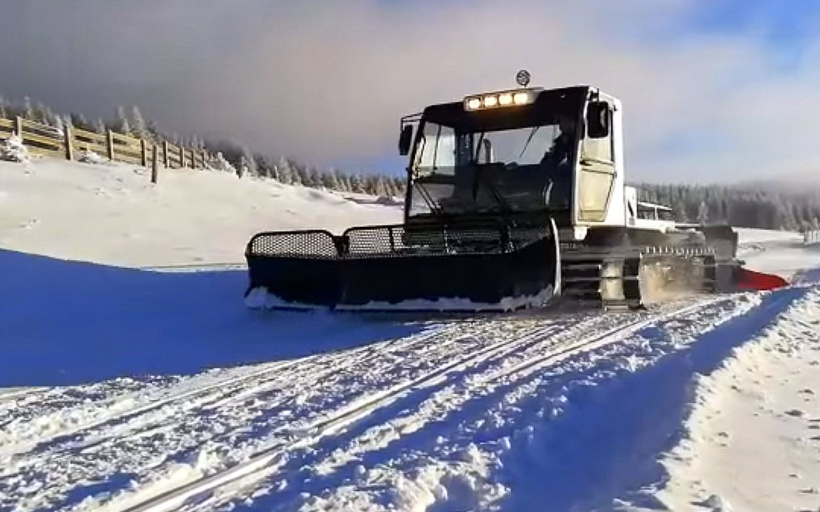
[{"left": 577, "top": 100, "right": 616, "bottom": 223}]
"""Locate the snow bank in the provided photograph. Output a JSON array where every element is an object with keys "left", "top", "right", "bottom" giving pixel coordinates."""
[
  {"left": 0, "top": 134, "right": 31, "bottom": 163},
  {"left": 736, "top": 228, "right": 820, "bottom": 282},
  {"left": 76, "top": 148, "right": 106, "bottom": 164},
  {"left": 656, "top": 286, "right": 820, "bottom": 512},
  {"left": 207, "top": 151, "right": 237, "bottom": 173},
  {"left": 0, "top": 157, "right": 401, "bottom": 267}
]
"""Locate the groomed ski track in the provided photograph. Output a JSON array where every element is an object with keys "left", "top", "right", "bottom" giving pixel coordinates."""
[{"left": 3, "top": 285, "right": 808, "bottom": 512}]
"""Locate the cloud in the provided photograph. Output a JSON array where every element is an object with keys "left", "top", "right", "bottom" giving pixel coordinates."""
[{"left": 0, "top": 0, "right": 818, "bottom": 183}]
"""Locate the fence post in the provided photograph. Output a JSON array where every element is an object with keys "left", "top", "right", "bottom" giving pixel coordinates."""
[
  {"left": 163, "top": 141, "right": 169, "bottom": 167},
  {"left": 181, "top": 146, "right": 187, "bottom": 168},
  {"left": 64, "top": 125, "right": 74, "bottom": 161},
  {"left": 152, "top": 145, "right": 159, "bottom": 184},
  {"left": 15, "top": 116, "right": 22, "bottom": 137},
  {"left": 106, "top": 130, "right": 115, "bottom": 161},
  {"left": 140, "top": 139, "right": 147, "bottom": 167}
]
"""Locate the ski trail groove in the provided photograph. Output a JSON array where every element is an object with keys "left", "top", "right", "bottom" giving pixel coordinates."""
[
  {"left": 492, "top": 296, "right": 728, "bottom": 384},
  {"left": 100, "top": 322, "right": 576, "bottom": 512},
  {"left": 99, "top": 309, "right": 678, "bottom": 512},
  {"left": 1, "top": 320, "right": 534, "bottom": 512},
  {"left": 1, "top": 322, "right": 478, "bottom": 461},
  {"left": 0, "top": 359, "right": 302, "bottom": 459},
  {"left": 278, "top": 298, "right": 733, "bottom": 485}
]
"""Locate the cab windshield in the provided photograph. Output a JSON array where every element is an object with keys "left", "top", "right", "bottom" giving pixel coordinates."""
[{"left": 408, "top": 118, "right": 576, "bottom": 217}]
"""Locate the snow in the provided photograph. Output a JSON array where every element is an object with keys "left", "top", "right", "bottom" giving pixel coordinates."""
[
  {"left": 0, "top": 158, "right": 401, "bottom": 267},
  {"left": 1, "top": 134, "right": 32, "bottom": 163},
  {"left": 1, "top": 157, "right": 820, "bottom": 511},
  {"left": 246, "top": 284, "right": 558, "bottom": 313},
  {"left": 655, "top": 287, "right": 820, "bottom": 512},
  {"left": 736, "top": 227, "right": 820, "bottom": 282},
  {"left": 77, "top": 148, "right": 107, "bottom": 165}
]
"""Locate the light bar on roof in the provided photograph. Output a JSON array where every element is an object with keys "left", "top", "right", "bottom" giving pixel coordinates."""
[{"left": 464, "top": 88, "right": 535, "bottom": 111}]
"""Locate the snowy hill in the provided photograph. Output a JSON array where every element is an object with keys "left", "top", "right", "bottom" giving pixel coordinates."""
[
  {"left": 1, "top": 158, "right": 819, "bottom": 512},
  {"left": 0, "top": 158, "right": 401, "bottom": 267}
]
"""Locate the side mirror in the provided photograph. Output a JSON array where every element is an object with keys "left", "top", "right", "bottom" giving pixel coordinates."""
[
  {"left": 399, "top": 125, "right": 413, "bottom": 156},
  {"left": 586, "top": 101, "right": 610, "bottom": 138}
]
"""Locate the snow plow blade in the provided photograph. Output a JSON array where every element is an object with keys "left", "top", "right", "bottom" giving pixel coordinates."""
[
  {"left": 734, "top": 267, "right": 789, "bottom": 291},
  {"left": 244, "top": 220, "right": 561, "bottom": 313}
]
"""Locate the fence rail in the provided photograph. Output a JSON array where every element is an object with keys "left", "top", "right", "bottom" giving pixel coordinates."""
[{"left": 0, "top": 114, "right": 211, "bottom": 175}]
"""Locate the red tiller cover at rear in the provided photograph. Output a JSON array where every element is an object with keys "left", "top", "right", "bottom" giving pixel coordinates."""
[{"left": 736, "top": 267, "right": 789, "bottom": 291}]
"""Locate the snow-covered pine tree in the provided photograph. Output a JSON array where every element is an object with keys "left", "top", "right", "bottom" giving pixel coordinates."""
[
  {"left": 337, "top": 172, "right": 352, "bottom": 192},
  {"left": 293, "top": 164, "right": 310, "bottom": 187},
  {"left": 350, "top": 174, "right": 366, "bottom": 193},
  {"left": 697, "top": 201, "right": 709, "bottom": 225},
  {"left": 34, "top": 102, "right": 53, "bottom": 125},
  {"left": 69, "top": 113, "right": 89, "bottom": 131},
  {"left": 146, "top": 120, "right": 163, "bottom": 141},
  {"left": 383, "top": 176, "right": 398, "bottom": 197},
  {"left": 273, "top": 156, "right": 290, "bottom": 184},
  {"left": 392, "top": 176, "right": 406, "bottom": 196},
  {"left": 23, "top": 96, "right": 35, "bottom": 120},
  {"left": 290, "top": 162, "right": 303, "bottom": 186},
  {"left": 308, "top": 167, "right": 324, "bottom": 189},
  {"left": 241, "top": 145, "right": 257, "bottom": 176},
  {"left": 130, "top": 106, "right": 150, "bottom": 140},
  {"left": 322, "top": 168, "right": 340, "bottom": 190},
  {"left": 53, "top": 114, "right": 64, "bottom": 136},
  {"left": 116, "top": 106, "right": 131, "bottom": 134}
]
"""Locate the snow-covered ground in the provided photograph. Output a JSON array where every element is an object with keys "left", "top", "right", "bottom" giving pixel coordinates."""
[
  {"left": 1, "top": 157, "right": 820, "bottom": 512},
  {"left": 0, "top": 158, "right": 401, "bottom": 267},
  {"left": 736, "top": 227, "right": 820, "bottom": 283},
  {"left": 656, "top": 287, "right": 820, "bottom": 512}
]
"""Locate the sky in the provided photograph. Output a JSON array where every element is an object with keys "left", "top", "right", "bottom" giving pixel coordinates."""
[{"left": 0, "top": 0, "right": 818, "bottom": 183}]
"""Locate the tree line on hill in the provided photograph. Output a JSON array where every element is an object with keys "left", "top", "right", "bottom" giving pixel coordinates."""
[
  {"left": 2, "top": 93, "right": 818, "bottom": 229},
  {"left": 631, "top": 182, "right": 820, "bottom": 232},
  {"left": 0, "top": 94, "right": 405, "bottom": 198},
  {"left": 207, "top": 140, "right": 406, "bottom": 198}
]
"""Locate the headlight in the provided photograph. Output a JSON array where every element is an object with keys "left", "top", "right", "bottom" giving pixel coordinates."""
[{"left": 463, "top": 88, "right": 537, "bottom": 111}]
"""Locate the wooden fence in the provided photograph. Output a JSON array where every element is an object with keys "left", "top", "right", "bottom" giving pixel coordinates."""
[
  {"left": 0, "top": 115, "right": 210, "bottom": 171},
  {"left": 804, "top": 230, "right": 820, "bottom": 246}
]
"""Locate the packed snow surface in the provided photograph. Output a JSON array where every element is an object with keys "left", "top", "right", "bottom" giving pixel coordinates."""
[
  {"left": 656, "top": 287, "right": 820, "bottom": 512},
  {"left": 2, "top": 158, "right": 820, "bottom": 511},
  {"left": 0, "top": 158, "right": 401, "bottom": 267}
]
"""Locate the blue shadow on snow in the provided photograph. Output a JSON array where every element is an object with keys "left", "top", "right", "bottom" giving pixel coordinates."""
[
  {"left": 0, "top": 249, "right": 423, "bottom": 387},
  {"left": 495, "top": 285, "right": 811, "bottom": 511}
]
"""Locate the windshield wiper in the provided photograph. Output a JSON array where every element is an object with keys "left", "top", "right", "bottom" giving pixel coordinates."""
[
  {"left": 414, "top": 178, "right": 444, "bottom": 217},
  {"left": 519, "top": 126, "right": 541, "bottom": 159},
  {"left": 472, "top": 138, "right": 515, "bottom": 219}
]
